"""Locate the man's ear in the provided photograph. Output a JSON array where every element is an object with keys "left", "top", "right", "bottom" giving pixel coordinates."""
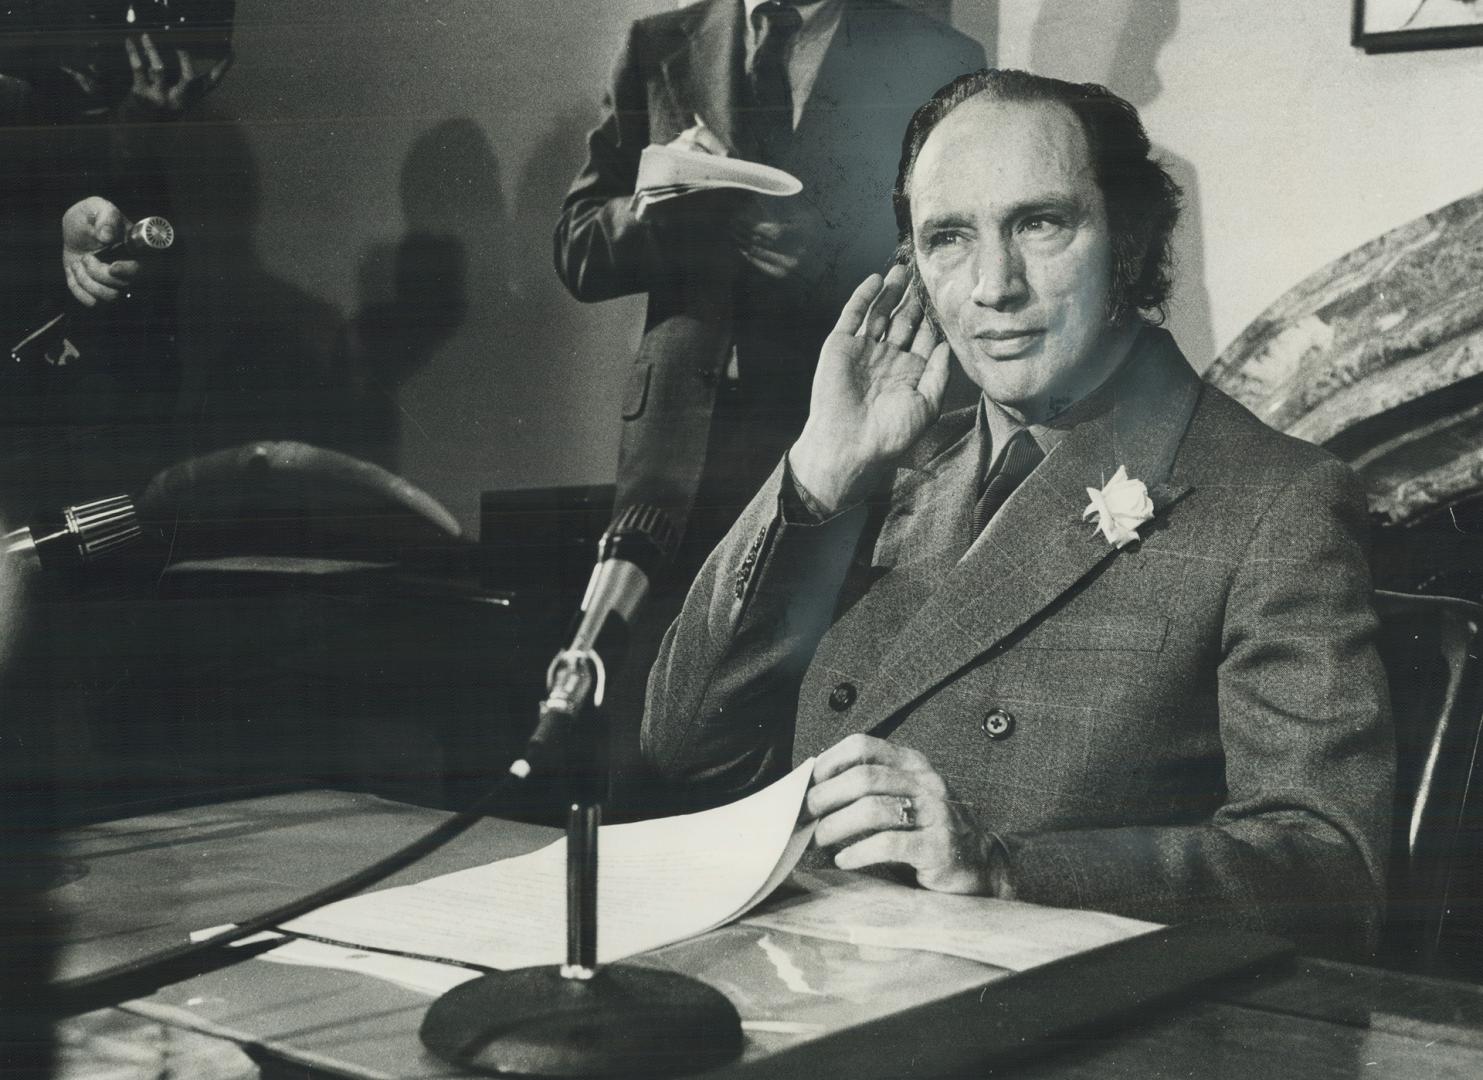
[{"left": 902, "top": 256, "right": 943, "bottom": 337}]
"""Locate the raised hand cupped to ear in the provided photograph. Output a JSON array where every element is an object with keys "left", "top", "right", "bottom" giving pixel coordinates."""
[{"left": 788, "top": 264, "right": 952, "bottom": 513}]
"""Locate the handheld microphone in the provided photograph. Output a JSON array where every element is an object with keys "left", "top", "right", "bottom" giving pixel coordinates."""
[
  {"left": 9, "top": 215, "right": 175, "bottom": 368},
  {"left": 92, "top": 215, "right": 175, "bottom": 262},
  {"left": 512, "top": 503, "right": 679, "bottom": 778},
  {"left": 3, "top": 495, "right": 142, "bottom": 573}
]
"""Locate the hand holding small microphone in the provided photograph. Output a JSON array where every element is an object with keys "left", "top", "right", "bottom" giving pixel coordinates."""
[
  {"left": 61, "top": 198, "right": 142, "bottom": 308},
  {"left": 13, "top": 200, "right": 173, "bottom": 367}
]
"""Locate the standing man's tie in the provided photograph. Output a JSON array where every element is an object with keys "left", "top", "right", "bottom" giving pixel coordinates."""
[
  {"left": 971, "top": 428, "right": 1044, "bottom": 542},
  {"left": 748, "top": 1, "right": 803, "bottom": 162}
]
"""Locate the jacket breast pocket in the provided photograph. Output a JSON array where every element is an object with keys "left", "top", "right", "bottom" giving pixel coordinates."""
[
  {"left": 1012, "top": 616, "right": 1169, "bottom": 653},
  {"left": 622, "top": 363, "right": 652, "bottom": 421}
]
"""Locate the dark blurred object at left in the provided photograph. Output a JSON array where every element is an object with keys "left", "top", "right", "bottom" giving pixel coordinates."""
[
  {"left": 0, "top": 1, "right": 235, "bottom": 117},
  {"left": 1, "top": 1, "right": 237, "bottom": 531}
]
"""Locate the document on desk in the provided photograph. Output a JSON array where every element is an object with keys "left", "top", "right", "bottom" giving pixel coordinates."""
[
  {"left": 742, "top": 868, "right": 1160, "bottom": 972},
  {"left": 280, "top": 759, "right": 816, "bottom": 970}
]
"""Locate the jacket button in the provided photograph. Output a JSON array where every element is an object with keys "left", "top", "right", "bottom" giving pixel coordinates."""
[
  {"left": 981, "top": 708, "right": 1015, "bottom": 739},
  {"left": 828, "top": 682, "right": 857, "bottom": 712}
]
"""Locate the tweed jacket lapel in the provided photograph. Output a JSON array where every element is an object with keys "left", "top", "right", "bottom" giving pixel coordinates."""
[
  {"left": 660, "top": 0, "right": 747, "bottom": 157},
  {"left": 855, "top": 328, "right": 1203, "bottom": 734}
]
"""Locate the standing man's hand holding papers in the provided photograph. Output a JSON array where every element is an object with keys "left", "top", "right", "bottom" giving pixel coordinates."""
[
  {"left": 730, "top": 196, "right": 813, "bottom": 281},
  {"left": 634, "top": 114, "right": 816, "bottom": 282},
  {"left": 668, "top": 115, "right": 730, "bottom": 156},
  {"left": 631, "top": 117, "right": 744, "bottom": 224}
]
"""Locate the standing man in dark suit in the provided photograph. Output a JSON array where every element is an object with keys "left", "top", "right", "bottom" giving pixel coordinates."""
[
  {"left": 555, "top": 0, "right": 984, "bottom": 564},
  {"left": 643, "top": 70, "right": 1394, "bottom": 957},
  {"left": 555, "top": 1, "right": 982, "bottom": 810}
]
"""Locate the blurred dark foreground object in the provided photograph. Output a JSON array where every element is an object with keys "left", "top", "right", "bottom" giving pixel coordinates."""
[
  {"left": 1373, "top": 591, "right": 1483, "bottom": 983},
  {"left": 21, "top": 442, "right": 570, "bottom": 827},
  {"left": 141, "top": 439, "right": 461, "bottom": 567},
  {"left": 0, "top": 0, "right": 236, "bottom": 107}
]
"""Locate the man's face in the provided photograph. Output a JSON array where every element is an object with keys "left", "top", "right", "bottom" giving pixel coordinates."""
[{"left": 909, "top": 96, "right": 1121, "bottom": 422}]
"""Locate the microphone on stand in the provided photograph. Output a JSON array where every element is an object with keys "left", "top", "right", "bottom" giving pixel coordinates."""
[
  {"left": 38, "top": 499, "right": 743, "bottom": 1072},
  {"left": 512, "top": 503, "right": 678, "bottom": 780},
  {"left": 422, "top": 503, "right": 746, "bottom": 1079},
  {"left": 9, "top": 215, "right": 175, "bottom": 368}
]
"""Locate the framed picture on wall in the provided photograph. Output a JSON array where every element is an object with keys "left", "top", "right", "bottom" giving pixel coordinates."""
[{"left": 1354, "top": 0, "right": 1483, "bottom": 52}]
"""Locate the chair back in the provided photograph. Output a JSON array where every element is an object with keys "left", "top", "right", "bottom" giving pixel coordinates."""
[{"left": 1374, "top": 589, "right": 1483, "bottom": 978}]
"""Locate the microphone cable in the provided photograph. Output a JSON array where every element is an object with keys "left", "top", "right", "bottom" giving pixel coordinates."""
[
  {"left": 44, "top": 502, "right": 679, "bottom": 1016},
  {"left": 45, "top": 768, "right": 524, "bottom": 1017}
]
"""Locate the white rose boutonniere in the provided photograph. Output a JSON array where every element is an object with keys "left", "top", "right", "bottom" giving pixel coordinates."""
[{"left": 1083, "top": 466, "right": 1154, "bottom": 549}]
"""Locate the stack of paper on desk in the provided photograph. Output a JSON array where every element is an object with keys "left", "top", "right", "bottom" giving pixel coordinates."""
[
  {"left": 281, "top": 760, "right": 817, "bottom": 970},
  {"left": 633, "top": 143, "right": 802, "bottom": 217}
]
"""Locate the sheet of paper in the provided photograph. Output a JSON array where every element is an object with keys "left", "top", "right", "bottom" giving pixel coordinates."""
[
  {"left": 187, "top": 923, "right": 479, "bottom": 996},
  {"left": 633, "top": 143, "right": 803, "bottom": 219},
  {"left": 742, "top": 868, "right": 1160, "bottom": 972},
  {"left": 636, "top": 143, "right": 803, "bottom": 197},
  {"left": 257, "top": 937, "right": 481, "bottom": 996},
  {"left": 282, "top": 759, "right": 816, "bottom": 969}
]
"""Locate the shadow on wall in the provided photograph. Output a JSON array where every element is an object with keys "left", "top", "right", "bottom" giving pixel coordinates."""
[
  {"left": 911, "top": 0, "right": 953, "bottom": 22},
  {"left": 351, "top": 117, "right": 514, "bottom": 471},
  {"left": 1030, "top": 0, "right": 1215, "bottom": 365},
  {"left": 167, "top": 112, "right": 371, "bottom": 461},
  {"left": 513, "top": 110, "right": 592, "bottom": 348}
]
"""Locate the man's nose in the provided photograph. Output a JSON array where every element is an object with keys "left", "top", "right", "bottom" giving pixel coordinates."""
[{"left": 970, "top": 239, "right": 1029, "bottom": 310}]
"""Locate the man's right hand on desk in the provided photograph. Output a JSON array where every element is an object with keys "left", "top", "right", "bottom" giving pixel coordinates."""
[
  {"left": 806, "top": 733, "right": 1010, "bottom": 898},
  {"left": 788, "top": 264, "right": 953, "bottom": 514}
]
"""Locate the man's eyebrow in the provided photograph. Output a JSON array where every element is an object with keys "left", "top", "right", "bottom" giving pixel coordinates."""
[
  {"left": 916, "top": 195, "right": 1088, "bottom": 236},
  {"left": 1024, "top": 193, "right": 1085, "bottom": 213},
  {"left": 916, "top": 212, "right": 972, "bottom": 233},
  {"left": 998, "top": 194, "right": 1086, "bottom": 221}
]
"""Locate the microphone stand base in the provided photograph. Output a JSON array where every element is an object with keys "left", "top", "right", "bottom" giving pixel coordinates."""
[{"left": 420, "top": 963, "right": 743, "bottom": 1077}]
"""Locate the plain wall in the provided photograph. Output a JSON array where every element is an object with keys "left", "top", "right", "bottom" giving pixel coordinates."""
[
  {"left": 992, "top": 0, "right": 1483, "bottom": 368},
  {"left": 201, "top": 1, "right": 1483, "bottom": 530},
  {"left": 199, "top": 0, "right": 671, "bottom": 533}
]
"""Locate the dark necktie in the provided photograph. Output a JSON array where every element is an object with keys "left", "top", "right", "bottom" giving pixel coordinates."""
[
  {"left": 748, "top": 1, "right": 803, "bottom": 162},
  {"left": 971, "top": 428, "right": 1044, "bottom": 541}
]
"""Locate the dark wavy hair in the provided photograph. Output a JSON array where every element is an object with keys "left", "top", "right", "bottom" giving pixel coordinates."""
[{"left": 893, "top": 69, "right": 1182, "bottom": 325}]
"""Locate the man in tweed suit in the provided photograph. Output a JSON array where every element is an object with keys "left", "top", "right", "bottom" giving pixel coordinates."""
[{"left": 642, "top": 70, "right": 1394, "bottom": 957}]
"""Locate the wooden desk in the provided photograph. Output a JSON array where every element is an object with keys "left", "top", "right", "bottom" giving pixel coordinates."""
[{"left": 51, "top": 791, "right": 1483, "bottom": 1079}]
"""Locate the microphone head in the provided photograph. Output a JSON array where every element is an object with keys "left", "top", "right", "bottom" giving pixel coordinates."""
[
  {"left": 64, "top": 495, "right": 142, "bottom": 563},
  {"left": 12, "top": 495, "right": 142, "bottom": 573},
  {"left": 599, "top": 504, "right": 679, "bottom": 578},
  {"left": 132, "top": 217, "right": 175, "bottom": 253}
]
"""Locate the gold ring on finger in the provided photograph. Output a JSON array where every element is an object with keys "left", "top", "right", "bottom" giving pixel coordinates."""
[{"left": 896, "top": 795, "right": 915, "bottom": 829}]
